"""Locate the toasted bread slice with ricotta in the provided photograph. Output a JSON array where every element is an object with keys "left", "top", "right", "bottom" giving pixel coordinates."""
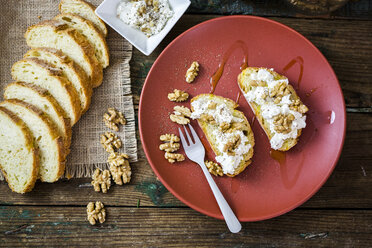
[
  {"left": 190, "top": 94, "right": 254, "bottom": 177},
  {"left": 4, "top": 81, "right": 72, "bottom": 150},
  {"left": 24, "top": 48, "right": 92, "bottom": 113},
  {"left": 0, "top": 100, "right": 66, "bottom": 183},
  {"left": 59, "top": 0, "right": 107, "bottom": 37},
  {"left": 0, "top": 106, "right": 39, "bottom": 193},
  {"left": 25, "top": 20, "right": 103, "bottom": 88},
  {"left": 11, "top": 58, "right": 81, "bottom": 125},
  {"left": 54, "top": 13, "right": 109, "bottom": 68},
  {"left": 238, "top": 67, "right": 308, "bottom": 151}
]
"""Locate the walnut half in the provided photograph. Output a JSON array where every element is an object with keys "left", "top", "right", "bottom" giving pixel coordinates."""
[
  {"left": 185, "top": 61, "right": 199, "bottom": 83},
  {"left": 205, "top": 160, "right": 223, "bottom": 176},
  {"left": 100, "top": 132, "right": 122, "bottom": 153},
  {"left": 165, "top": 152, "right": 185, "bottom": 163},
  {"left": 170, "top": 106, "right": 191, "bottom": 125},
  {"left": 168, "top": 89, "right": 189, "bottom": 102},
  {"left": 91, "top": 168, "right": 111, "bottom": 193},
  {"left": 108, "top": 152, "right": 131, "bottom": 185},
  {"left": 87, "top": 201, "right": 106, "bottom": 225},
  {"left": 103, "top": 107, "right": 126, "bottom": 131}
]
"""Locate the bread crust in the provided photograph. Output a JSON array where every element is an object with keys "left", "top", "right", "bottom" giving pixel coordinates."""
[
  {"left": 24, "top": 48, "right": 92, "bottom": 113},
  {"left": 59, "top": 0, "right": 108, "bottom": 37},
  {"left": 54, "top": 13, "right": 109, "bottom": 68},
  {"left": 1, "top": 99, "right": 66, "bottom": 182},
  {"left": 238, "top": 67, "right": 305, "bottom": 151},
  {"left": 0, "top": 106, "right": 39, "bottom": 193},
  {"left": 11, "top": 58, "right": 82, "bottom": 125},
  {"left": 191, "top": 94, "right": 255, "bottom": 177},
  {"left": 25, "top": 20, "right": 103, "bottom": 88},
  {"left": 4, "top": 81, "right": 72, "bottom": 149}
]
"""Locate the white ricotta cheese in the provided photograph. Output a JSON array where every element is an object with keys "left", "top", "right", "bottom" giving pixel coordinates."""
[
  {"left": 243, "top": 68, "right": 307, "bottom": 150},
  {"left": 117, "top": 0, "right": 173, "bottom": 37},
  {"left": 191, "top": 98, "right": 251, "bottom": 174}
]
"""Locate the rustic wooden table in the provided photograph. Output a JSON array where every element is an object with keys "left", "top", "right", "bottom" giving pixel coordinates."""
[{"left": 1, "top": 0, "right": 371, "bottom": 247}]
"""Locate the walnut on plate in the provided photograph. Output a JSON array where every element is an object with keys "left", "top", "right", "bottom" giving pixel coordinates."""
[
  {"left": 185, "top": 61, "right": 199, "bottom": 83},
  {"left": 165, "top": 152, "right": 185, "bottom": 163},
  {"left": 87, "top": 201, "right": 106, "bottom": 225},
  {"left": 160, "top": 134, "right": 180, "bottom": 143},
  {"left": 100, "top": 132, "right": 122, "bottom": 153},
  {"left": 170, "top": 106, "right": 191, "bottom": 125},
  {"left": 205, "top": 160, "right": 224, "bottom": 176},
  {"left": 159, "top": 142, "right": 180, "bottom": 152},
  {"left": 103, "top": 107, "right": 126, "bottom": 131},
  {"left": 91, "top": 168, "right": 111, "bottom": 193},
  {"left": 168, "top": 89, "right": 189, "bottom": 102},
  {"left": 108, "top": 152, "right": 131, "bottom": 185}
]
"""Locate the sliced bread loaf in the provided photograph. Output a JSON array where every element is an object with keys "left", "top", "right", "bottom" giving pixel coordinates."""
[
  {"left": 190, "top": 94, "right": 255, "bottom": 177},
  {"left": 11, "top": 58, "right": 81, "bottom": 125},
  {"left": 59, "top": 0, "right": 107, "bottom": 37},
  {"left": 25, "top": 20, "right": 103, "bottom": 88},
  {"left": 54, "top": 13, "right": 109, "bottom": 68},
  {"left": 4, "top": 81, "right": 72, "bottom": 149},
  {"left": 0, "top": 106, "right": 39, "bottom": 193},
  {"left": 0, "top": 100, "right": 66, "bottom": 183},
  {"left": 24, "top": 48, "right": 92, "bottom": 113}
]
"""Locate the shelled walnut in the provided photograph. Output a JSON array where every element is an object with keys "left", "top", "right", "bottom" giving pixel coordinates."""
[
  {"left": 273, "top": 114, "right": 295, "bottom": 134},
  {"left": 108, "top": 152, "right": 131, "bottom": 185},
  {"left": 165, "top": 152, "right": 185, "bottom": 163},
  {"left": 103, "top": 107, "right": 126, "bottom": 131},
  {"left": 170, "top": 106, "right": 191, "bottom": 125},
  {"left": 185, "top": 61, "right": 199, "bottom": 83},
  {"left": 167, "top": 89, "right": 189, "bottom": 102},
  {"left": 200, "top": 113, "right": 216, "bottom": 125},
  {"left": 205, "top": 160, "right": 223, "bottom": 176},
  {"left": 91, "top": 168, "right": 111, "bottom": 193},
  {"left": 290, "top": 99, "right": 309, "bottom": 114},
  {"left": 87, "top": 201, "right": 106, "bottom": 225},
  {"left": 100, "top": 132, "right": 122, "bottom": 153},
  {"left": 219, "top": 122, "right": 231, "bottom": 132},
  {"left": 159, "top": 142, "right": 180, "bottom": 152},
  {"left": 270, "top": 82, "right": 291, "bottom": 104},
  {"left": 160, "top": 134, "right": 180, "bottom": 143},
  {"left": 223, "top": 135, "right": 241, "bottom": 156}
]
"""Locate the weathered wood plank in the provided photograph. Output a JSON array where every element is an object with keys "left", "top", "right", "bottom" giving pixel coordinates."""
[
  {"left": 0, "top": 206, "right": 371, "bottom": 247},
  {"left": 0, "top": 113, "right": 370, "bottom": 208},
  {"left": 187, "top": 0, "right": 372, "bottom": 20},
  {"left": 131, "top": 15, "right": 372, "bottom": 108}
]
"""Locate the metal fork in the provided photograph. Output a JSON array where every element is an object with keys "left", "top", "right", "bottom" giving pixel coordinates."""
[{"left": 179, "top": 124, "right": 242, "bottom": 233}]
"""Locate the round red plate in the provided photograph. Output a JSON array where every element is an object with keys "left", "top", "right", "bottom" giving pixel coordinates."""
[{"left": 139, "top": 16, "right": 346, "bottom": 221}]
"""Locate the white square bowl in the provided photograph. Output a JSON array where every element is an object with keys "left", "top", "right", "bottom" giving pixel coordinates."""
[{"left": 95, "top": 0, "right": 191, "bottom": 56}]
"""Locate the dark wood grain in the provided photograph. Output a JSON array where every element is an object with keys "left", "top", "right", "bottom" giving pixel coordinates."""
[
  {"left": 0, "top": 206, "right": 371, "bottom": 247},
  {"left": 131, "top": 15, "right": 372, "bottom": 109},
  {"left": 188, "top": 0, "right": 372, "bottom": 20},
  {"left": 0, "top": 113, "right": 370, "bottom": 208}
]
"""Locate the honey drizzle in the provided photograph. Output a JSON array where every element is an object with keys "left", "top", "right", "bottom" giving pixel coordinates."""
[
  {"left": 282, "top": 56, "right": 304, "bottom": 90},
  {"left": 210, "top": 40, "right": 249, "bottom": 93}
]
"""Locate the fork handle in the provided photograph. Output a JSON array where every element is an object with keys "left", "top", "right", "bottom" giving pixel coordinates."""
[{"left": 197, "top": 160, "right": 242, "bottom": 233}]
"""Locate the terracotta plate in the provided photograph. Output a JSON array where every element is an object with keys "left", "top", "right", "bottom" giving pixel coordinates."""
[{"left": 139, "top": 16, "right": 346, "bottom": 221}]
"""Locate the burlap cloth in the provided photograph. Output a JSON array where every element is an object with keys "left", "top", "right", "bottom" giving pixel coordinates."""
[{"left": 0, "top": 0, "right": 137, "bottom": 179}]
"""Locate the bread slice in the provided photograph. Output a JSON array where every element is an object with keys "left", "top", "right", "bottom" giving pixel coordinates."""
[
  {"left": 238, "top": 67, "right": 308, "bottom": 151},
  {"left": 0, "top": 100, "right": 66, "bottom": 183},
  {"left": 11, "top": 58, "right": 81, "bottom": 125},
  {"left": 24, "top": 48, "right": 92, "bottom": 113},
  {"left": 54, "top": 13, "right": 109, "bottom": 68},
  {"left": 0, "top": 106, "right": 39, "bottom": 193},
  {"left": 25, "top": 20, "right": 103, "bottom": 88},
  {"left": 190, "top": 94, "right": 254, "bottom": 177},
  {"left": 4, "top": 81, "right": 72, "bottom": 150},
  {"left": 59, "top": 0, "right": 107, "bottom": 37}
]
